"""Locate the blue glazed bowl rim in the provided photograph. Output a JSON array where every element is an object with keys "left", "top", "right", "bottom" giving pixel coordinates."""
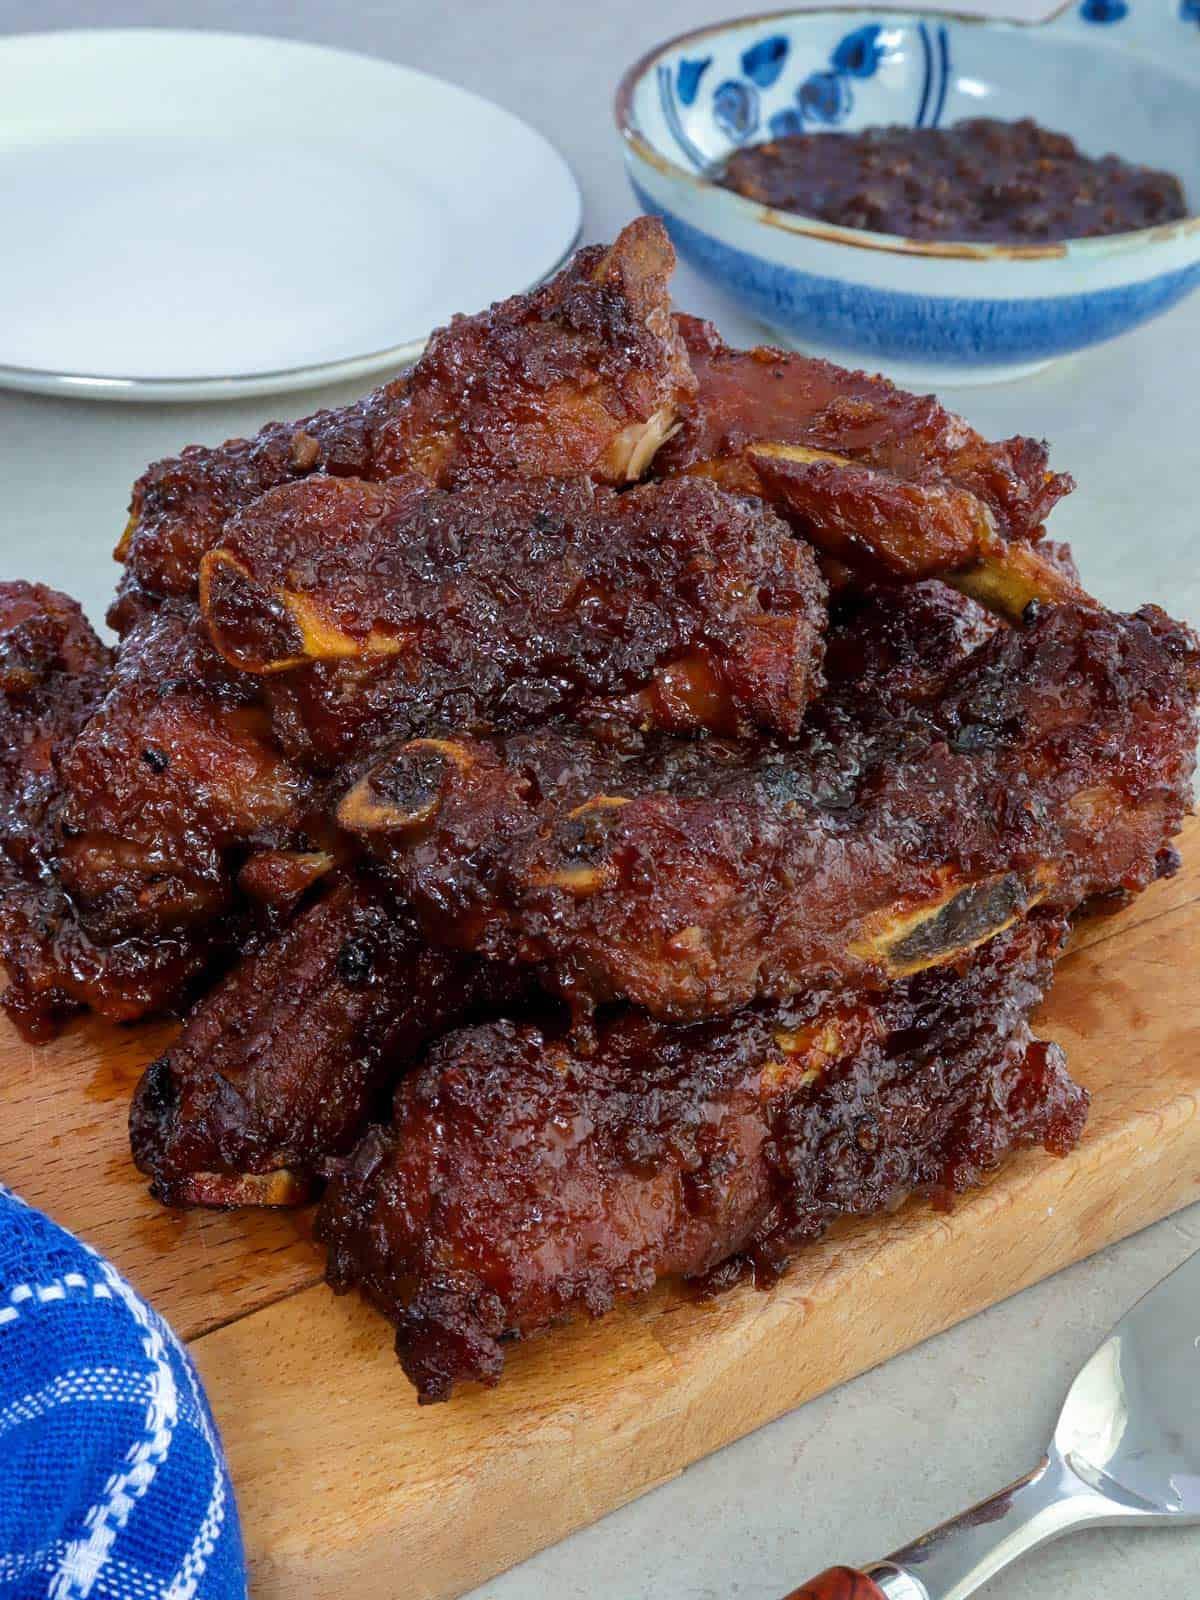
[{"left": 613, "top": 2, "right": 1200, "bottom": 263}]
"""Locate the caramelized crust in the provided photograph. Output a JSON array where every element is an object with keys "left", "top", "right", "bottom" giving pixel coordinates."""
[
  {"left": 372, "top": 218, "right": 695, "bottom": 488},
  {"left": 822, "top": 579, "right": 999, "bottom": 700},
  {"left": 342, "top": 602, "right": 1199, "bottom": 1019},
  {"left": 318, "top": 917, "right": 1087, "bottom": 1401},
  {"left": 0, "top": 586, "right": 217, "bottom": 1039},
  {"left": 1, "top": 229, "right": 1193, "bottom": 1409},
  {"left": 0, "top": 583, "right": 118, "bottom": 1038},
  {"left": 113, "top": 383, "right": 400, "bottom": 631},
  {"left": 57, "top": 605, "right": 316, "bottom": 942},
  {"left": 115, "top": 219, "right": 693, "bottom": 627},
  {"left": 0, "top": 886, "right": 219, "bottom": 1042},
  {"left": 130, "top": 877, "right": 525, "bottom": 1207},
  {"left": 0, "top": 582, "right": 112, "bottom": 886},
  {"left": 199, "top": 473, "right": 826, "bottom": 762},
  {"left": 658, "top": 316, "right": 1075, "bottom": 591}
]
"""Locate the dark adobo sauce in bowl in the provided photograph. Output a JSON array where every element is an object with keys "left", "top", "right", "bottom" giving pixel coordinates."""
[
  {"left": 616, "top": 7, "right": 1200, "bottom": 381},
  {"left": 718, "top": 117, "right": 1188, "bottom": 245}
]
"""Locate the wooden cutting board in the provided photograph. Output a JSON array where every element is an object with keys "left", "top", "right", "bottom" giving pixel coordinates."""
[{"left": 3, "top": 816, "right": 1199, "bottom": 1599}]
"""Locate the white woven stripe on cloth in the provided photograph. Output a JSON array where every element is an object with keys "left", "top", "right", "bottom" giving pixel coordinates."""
[
  {"left": 162, "top": 1357, "right": 229, "bottom": 1600},
  {"left": 0, "top": 1368, "right": 153, "bottom": 1434},
  {"left": 0, "top": 1184, "right": 245, "bottom": 1599},
  {"left": 48, "top": 1252, "right": 181, "bottom": 1600}
]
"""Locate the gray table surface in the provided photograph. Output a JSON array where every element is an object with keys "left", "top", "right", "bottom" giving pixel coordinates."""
[{"left": 3, "top": 3, "right": 1199, "bottom": 1596}]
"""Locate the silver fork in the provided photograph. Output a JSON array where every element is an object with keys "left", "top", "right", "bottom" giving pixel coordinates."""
[{"left": 781, "top": 1247, "right": 1200, "bottom": 1600}]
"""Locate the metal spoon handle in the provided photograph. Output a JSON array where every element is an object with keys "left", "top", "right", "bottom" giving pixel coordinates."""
[{"left": 784, "top": 1451, "right": 1119, "bottom": 1600}]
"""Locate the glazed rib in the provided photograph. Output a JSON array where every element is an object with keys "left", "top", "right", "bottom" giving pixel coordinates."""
[
  {"left": 57, "top": 604, "right": 319, "bottom": 943},
  {"left": 0, "top": 583, "right": 138, "bottom": 1039},
  {"left": 318, "top": 916, "right": 1087, "bottom": 1401},
  {"left": 199, "top": 473, "right": 827, "bottom": 764},
  {"left": 657, "top": 315, "right": 1079, "bottom": 609},
  {"left": 130, "top": 877, "right": 526, "bottom": 1207},
  {"left": 0, "top": 581, "right": 112, "bottom": 887},
  {"left": 341, "top": 601, "right": 1199, "bottom": 1020},
  {"left": 0, "top": 585, "right": 219, "bottom": 1039},
  {"left": 114, "top": 218, "right": 694, "bottom": 628}
]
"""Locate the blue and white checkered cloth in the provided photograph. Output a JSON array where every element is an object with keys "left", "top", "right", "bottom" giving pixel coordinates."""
[{"left": 0, "top": 1186, "right": 246, "bottom": 1599}]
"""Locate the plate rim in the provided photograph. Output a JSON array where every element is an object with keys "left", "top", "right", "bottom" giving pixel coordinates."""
[{"left": 0, "top": 26, "right": 583, "bottom": 403}]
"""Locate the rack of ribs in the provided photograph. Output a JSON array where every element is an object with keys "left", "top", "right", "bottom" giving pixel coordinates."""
[
  {"left": 340, "top": 599, "right": 1198, "bottom": 1020},
  {"left": 317, "top": 915, "right": 1086, "bottom": 1402},
  {"left": 113, "top": 219, "right": 695, "bottom": 628},
  {"left": 129, "top": 877, "right": 530, "bottom": 1207},
  {"left": 198, "top": 472, "right": 828, "bottom": 761},
  {"left": 0, "top": 220, "right": 1195, "bottom": 1403}
]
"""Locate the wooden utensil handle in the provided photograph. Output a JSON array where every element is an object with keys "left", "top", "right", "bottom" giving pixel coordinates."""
[{"left": 783, "top": 1569, "right": 889, "bottom": 1599}]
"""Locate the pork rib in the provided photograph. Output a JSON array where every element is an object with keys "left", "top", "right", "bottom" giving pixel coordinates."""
[
  {"left": 115, "top": 219, "right": 694, "bottom": 627},
  {"left": 318, "top": 915, "right": 1087, "bottom": 1402},
  {"left": 341, "top": 600, "right": 1198, "bottom": 1020}
]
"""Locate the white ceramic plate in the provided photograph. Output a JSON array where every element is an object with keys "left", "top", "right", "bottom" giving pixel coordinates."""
[{"left": 0, "top": 30, "right": 582, "bottom": 400}]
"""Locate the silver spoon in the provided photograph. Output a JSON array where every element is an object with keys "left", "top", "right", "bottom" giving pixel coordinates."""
[{"left": 783, "top": 1247, "right": 1200, "bottom": 1599}]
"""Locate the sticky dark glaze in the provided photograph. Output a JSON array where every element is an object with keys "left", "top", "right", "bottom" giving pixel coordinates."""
[
  {"left": 115, "top": 218, "right": 693, "bottom": 629},
  {"left": 0, "top": 224, "right": 1195, "bottom": 1410},
  {"left": 717, "top": 119, "right": 1188, "bottom": 243},
  {"left": 130, "top": 876, "right": 528, "bottom": 1207},
  {"left": 318, "top": 916, "right": 1087, "bottom": 1401},
  {"left": 57, "top": 604, "right": 318, "bottom": 942},
  {"left": 0, "top": 586, "right": 216, "bottom": 1039},
  {"left": 200, "top": 472, "right": 827, "bottom": 765},
  {"left": 659, "top": 315, "right": 1074, "bottom": 556},
  {"left": 0, "top": 582, "right": 112, "bottom": 888},
  {"left": 342, "top": 598, "right": 1200, "bottom": 1020},
  {"left": 0, "top": 583, "right": 119, "bottom": 1038}
]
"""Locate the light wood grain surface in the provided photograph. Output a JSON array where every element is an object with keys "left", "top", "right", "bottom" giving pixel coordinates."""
[{"left": 3, "top": 818, "right": 1196, "bottom": 1598}]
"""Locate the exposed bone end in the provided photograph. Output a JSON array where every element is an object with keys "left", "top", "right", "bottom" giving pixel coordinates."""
[
  {"left": 289, "top": 429, "right": 321, "bottom": 471},
  {"left": 748, "top": 441, "right": 857, "bottom": 472},
  {"left": 283, "top": 593, "right": 406, "bottom": 665},
  {"left": 338, "top": 738, "right": 475, "bottom": 837},
  {"left": 529, "top": 863, "right": 617, "bottom": 896},
  {"left": 949, "top": 543, "right": 1095, "bottom": 620},
  {"left": 152, "top": 1167, "right": 310, "bottom": 1209},
  {"left": 566, "top": 795, "right": 633, "bottom": 821},
  {"left": 850, "top": 867, "right": 1056, "bottom": 979},
  {"left": 198, "top": 548, "right": 303, "bottom": 672},
  {"left": 601, "top": 406, "right": 681, "bottom": 481},
  {"left": 200, "top": 547, "right": 407, "bottom": 673},
  {"left": 589, "top": 220, "right": 695, "bottom": 480},
  {"left": 115, "top": 514, "right": 138, "bottom": 563},
  {"left": 746, "top": 439, "right": 999, "bottom": 580}
]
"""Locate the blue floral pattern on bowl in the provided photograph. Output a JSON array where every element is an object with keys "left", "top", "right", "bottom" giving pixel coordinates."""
[
  {"left": 797, "top": 69, "right": 854, "bottom": 124},
  {"left": 1080, "top": 0, "right": 1129, "bottom": 23},
  {"left": 831, "top": 24, "right": 887, "bottom": 76},
  {"left": 713, "top": 79, "right": 760, "bottom": 141},
  {"left": 619, "top": 5, "right": 1200, "bottom": 383},
  {"left": 741, "top": 34, "right": 790, "bottom": 86},
  {"left": 657, "top": 19, "right": 954, "bottom": 168},
  {"left": 675, "top": 57, "right": 711, "bottom": 106}
]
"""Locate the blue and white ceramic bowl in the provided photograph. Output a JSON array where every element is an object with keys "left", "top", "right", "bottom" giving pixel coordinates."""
[{"left": 615, "top": 2, "right": 1200, "bottom": 383}]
